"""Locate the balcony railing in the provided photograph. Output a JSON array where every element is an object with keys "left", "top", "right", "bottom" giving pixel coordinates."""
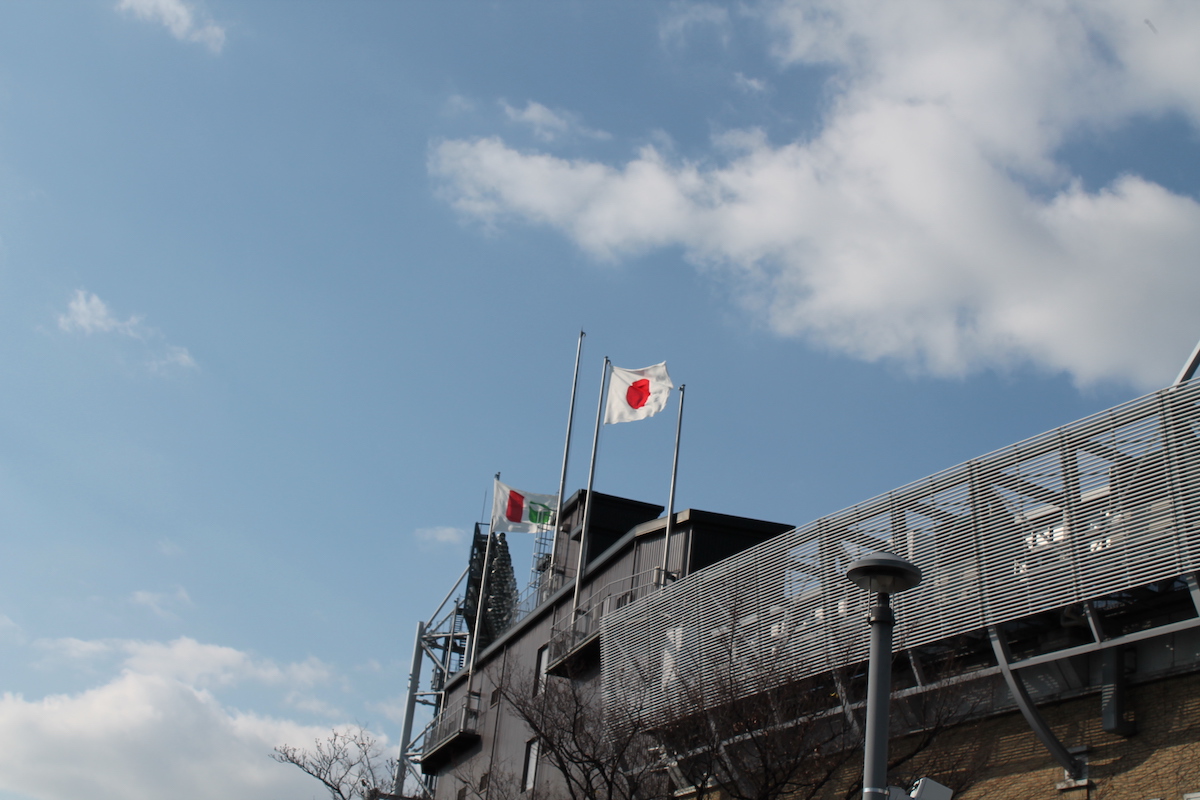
[
  {"left": 420, "top": 691, "right": 480, "bottom": 770},
  {"left": 549, "top": 567, "right": 670, "bottom": 667}
]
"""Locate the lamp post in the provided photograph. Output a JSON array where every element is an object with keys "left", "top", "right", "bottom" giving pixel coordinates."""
[{"left": 846, "top": 551, "right": 922, "bottom": 800}]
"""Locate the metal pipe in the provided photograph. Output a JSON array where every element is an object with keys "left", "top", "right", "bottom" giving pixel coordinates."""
[
  {"left": 862, "top": 592, "right": 894, "bottom": 800},
  {"left": 572, "top": 357, "right": 609, "bottom": 618},
  {"left": 1174, "top": 336, "right": 1200, "bottom": 385},
  {"left": 552, "top": 331, "right": 585, "bottom": 581},
  {"left": 989, "top": 625, "right": 1084, "bottom": 779},
  {"left": 429, "top": 565, "right": 470, "bottom": 627},
  {"left": 466, "top": 527, "right": 495, "bottom": 695},
  {"left": 660, "top": 384, "right": 685, "bottom": 583},
  {"left": 395, "top": 620, "right": 425, "bottom": 793}
]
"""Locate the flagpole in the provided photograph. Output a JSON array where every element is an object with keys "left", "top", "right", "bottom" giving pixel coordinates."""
[
  {"left": 660, "top": 384, "right": 685, "bottom": 586},
  {"left": 572, "top": 356, "right": 609, "bottom": 620},
  {"left": 465, "top": 526, "right": 492, "bottom": 695},
  {"left": 551, "top": 331, "right": 585, "bottom": 588},
  {"left": 466, "top": 475, "right": 500, "bottom": 698}
]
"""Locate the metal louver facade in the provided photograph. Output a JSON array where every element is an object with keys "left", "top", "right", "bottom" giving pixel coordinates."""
[{"left": 600, "top": 380, "right": 1200, "bottom": 715}]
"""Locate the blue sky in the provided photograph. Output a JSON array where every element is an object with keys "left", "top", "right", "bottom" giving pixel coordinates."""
[{"left": 1, "top": 2, "right": 1198, "bottom": 798}]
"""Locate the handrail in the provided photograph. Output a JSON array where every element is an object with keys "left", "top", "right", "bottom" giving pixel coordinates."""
[
  {"left": 423, "top": 691, "right": 480, "bottom": 755},
  {"left": 549, "top": 567, "right": 669, "bottom": 660}
]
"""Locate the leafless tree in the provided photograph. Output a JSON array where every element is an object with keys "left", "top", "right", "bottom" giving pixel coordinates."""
[
  {"left": 499, "top": 666, "right": 673, "bottom": 800},
  {"left": 645, "top": 589, "right": 988, "bottom": 800},
  {"left": 868, "top": 678, "right": 991, "bottom": 797},
  {"left": 451, "top": 761, "right": 523, "bottom": 800},
  {"left": 273, "top": 724, "right": 398, "bottom": 800},
  {"left": 832, "top": 644, "right": 992, "bottom": 800},
  {"left": 652, "top": 635, "right": 857, "bottom": 800}
]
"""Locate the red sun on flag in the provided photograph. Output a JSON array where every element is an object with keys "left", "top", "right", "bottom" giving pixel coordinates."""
[
  {"left": 626, "top": 379, "right": 651, "bottom": 410},
  {"left": 605, "top": 362, "right": 672, "bottom": 424}
]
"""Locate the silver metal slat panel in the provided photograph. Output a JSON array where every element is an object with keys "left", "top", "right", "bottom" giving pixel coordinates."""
[{"left": 601, "top": 381, "right": 1200, "bottom": 718}]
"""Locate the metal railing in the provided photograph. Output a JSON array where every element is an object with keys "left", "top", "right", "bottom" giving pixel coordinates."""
[
  {"left": 602, "top": 380, "right": 1200, "bottom": 716},
  {"left": 550, "top": 567, "right": 670, "bottom": 664},
  {"left": 422, "top": 691, "right": 480, "bottom": 756}
]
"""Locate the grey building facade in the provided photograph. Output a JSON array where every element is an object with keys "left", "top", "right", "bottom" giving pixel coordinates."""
[{"left": 403, "top": 378, "right": 1200, "bottom": 800}]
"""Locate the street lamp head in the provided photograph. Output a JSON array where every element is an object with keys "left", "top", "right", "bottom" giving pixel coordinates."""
[{"left": 846, "top": 551, "right": 922, "bottom": 595}]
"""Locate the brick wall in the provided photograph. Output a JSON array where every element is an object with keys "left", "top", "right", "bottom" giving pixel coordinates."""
[{"left": 890, "top": 672, "right": 1200, "bottom": 800}]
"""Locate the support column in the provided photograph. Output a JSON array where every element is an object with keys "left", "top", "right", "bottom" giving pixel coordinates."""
[
  {"left": 989, "top": 625, "right": 1084, "bottom": 779},
  {"left": 862, "top": 593, "right": 894, "bottom": 799}
]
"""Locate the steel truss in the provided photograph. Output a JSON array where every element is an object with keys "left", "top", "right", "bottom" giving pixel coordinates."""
[{"left": 395, "top": 566, "right": 472, "bottom": 798}]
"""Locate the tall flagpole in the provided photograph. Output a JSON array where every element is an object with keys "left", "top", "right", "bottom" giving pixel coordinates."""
[
  {"left": 551, "top": 331, "right": 585, "bottom": 587},
  {"left": 572, "top": 357, "right": 610, "bottom": 620},
  {"left": 465, "top": 523, "right": 492, "bottom": 697},
  {"left": 660, "top": 384, "right": 685, "bottom": 585},
  {"left": 466, "top": 475, "right": 500, "bottom": 698}
]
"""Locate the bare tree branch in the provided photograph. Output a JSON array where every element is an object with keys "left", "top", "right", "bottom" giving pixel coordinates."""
[
  {"left": 499, "top": 666, "right": 672, "bottom": 800},
  {"left": 273, "top": 724, "right": 398, "bottom": 800}
]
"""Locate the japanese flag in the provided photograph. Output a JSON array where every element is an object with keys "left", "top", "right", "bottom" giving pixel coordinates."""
[
  {"left": 492, "top": 480, "right": 558, "bottom": 533},
  {"left": 605, "top": 362, "right": 674, "bottom": 424}
]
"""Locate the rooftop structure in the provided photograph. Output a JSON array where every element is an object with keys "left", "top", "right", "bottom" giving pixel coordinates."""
[
  {"left": 401, "top": 374, "right": 1200, "bottom": 799},
  {"left": 398, "top": 489, "right": 792, "bottom": 795}
]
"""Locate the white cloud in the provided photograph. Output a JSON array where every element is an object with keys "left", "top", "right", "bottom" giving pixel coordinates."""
[
  {"left": 36, "top": 637, "right": 114, "bottom": 663},
  {"left": 444, "top": 94, "right": 476, "bottom": 115},
  {"left": 432, "top": 0, "right": 1200, "bottom": 389},
  {"left": 734, "top": 72, "right": 768, "bottom": 94},
  {"left": 156, "top": 538, "right": 183, "bottom": 557},
  {"left": 57, "top": 290, "right": 199, "bottom": 373},
  {"left": 120, "top": 638, "right": 333, "bottom": 689},
  {"left": 0, "top": 614, "right": 23, "bottom": 645},
  {"left": 2, "top": 636, "right": 360, "bottom": 800},
  {"left": 57, "top": 290, "right": 143, "bottom": 337},
  {"left": 0, "top": 673, "right": 323, "bottom": 800},
  {"left": 415, "top": 525, "right": 467, "bottom": 547},
  {"left": 502, "top": 100, "right": 611, "bottom": 143},
  {"left": 659, "top": 2, "right": 731, "bottom": 47},
  {"left": 283, "top": 692, "right": 345, "bottom": 718},
  {"left": 116, "top": 0, "right": 226, "bottom": 54},
  {"left": 150, "top": 344, "right": 199, "bottom": 372},
  {"left": 130, "top": 587, "right": 193, "bottom": 620},
  {"left": 34, "top": 636, "right": 333, "bottom": 691},
  {"left": 369, "top": 694, "right": 411, "bottom": 725}
]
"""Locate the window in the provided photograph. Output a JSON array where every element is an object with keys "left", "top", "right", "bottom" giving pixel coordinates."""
[
  {"left": 534, "top": 645, "right": 549, "bottom": 696},
  {"left": 490, "top": 686, "right": 501, "bottom": 707},
  {"left": 479, "top": 772, "right": 490, "bottom": 792},
  {"left": 521, "top": 738, "right": 540, "bottom": 793}
]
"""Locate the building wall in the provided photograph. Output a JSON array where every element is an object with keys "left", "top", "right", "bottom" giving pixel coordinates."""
[
  {"left": 676, "top": 670, "right": 1200, "bottom": 800},
  {"left": 420, "top": 501, "right": 792, "bottom": 800},
  {"left": 915, "top": 672, "right": 1200, "bottom": 800}
]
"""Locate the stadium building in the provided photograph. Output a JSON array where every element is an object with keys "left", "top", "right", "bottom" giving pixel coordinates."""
[{"left": 398, "top": 370, "right": 1200, "bottom": 800}]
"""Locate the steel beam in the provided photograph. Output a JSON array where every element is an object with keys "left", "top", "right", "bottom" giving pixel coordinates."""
[{"left": 989, "top": 625, "right": 1084, "bottom": 779}]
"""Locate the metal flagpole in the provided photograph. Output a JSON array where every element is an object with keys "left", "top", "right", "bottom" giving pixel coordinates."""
[
  {"left": 660, "top": 384, "right": 685, "bottom": 586},
  {"left": 551, "top": 331, "right": 585, "bottom": 585},
  {"left": 466, "top": 475, "right": 500, "bottom": 697},
  {"left": 572, "top": 357, "right": 609, "bottom": 619},
  {"left": 467, "top": 529, "right": 493, "bottom": 679}
]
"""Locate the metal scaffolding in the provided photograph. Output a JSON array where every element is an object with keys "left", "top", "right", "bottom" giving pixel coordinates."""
[{"left": 395, "top": 565, "right": 472, "bottom": 798}]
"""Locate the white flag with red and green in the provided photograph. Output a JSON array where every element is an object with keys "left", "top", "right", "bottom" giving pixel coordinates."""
[
  {"left": 492, "top": 479, "right": 558, "bottom": 534},
  {"left": 605, "top": 362, "right": 674, "bottom": 424}
]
